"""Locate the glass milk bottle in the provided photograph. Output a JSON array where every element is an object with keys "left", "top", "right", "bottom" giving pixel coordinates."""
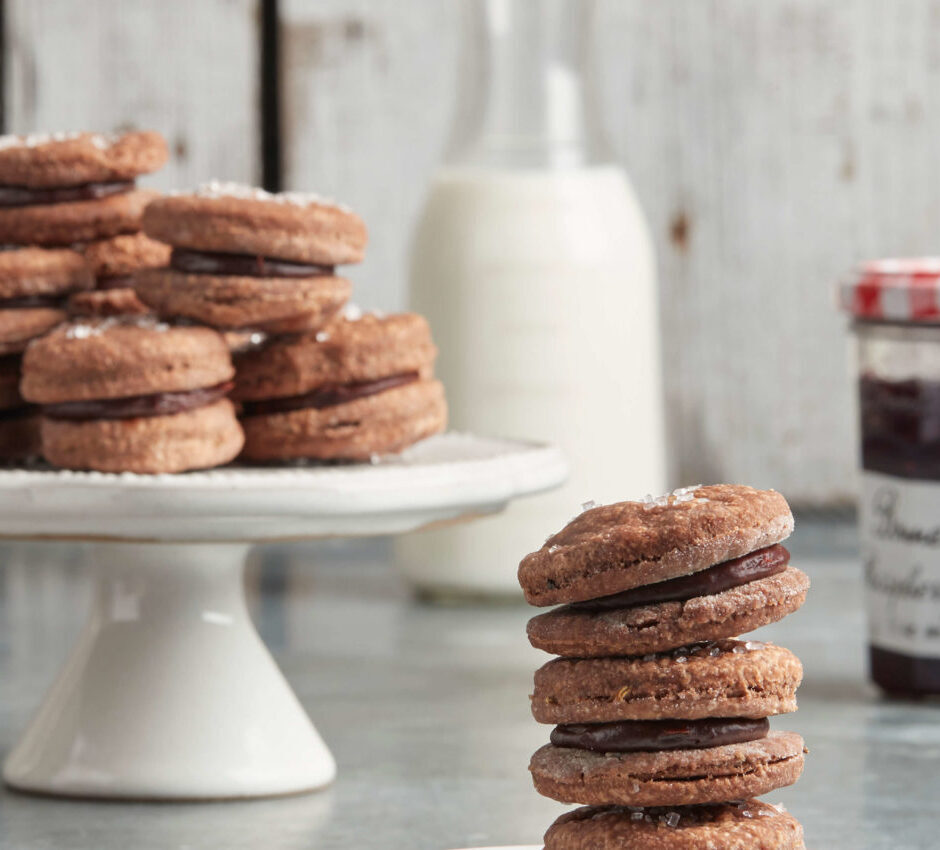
[{"left": 396, "top": 0, "right": 666, "bottom": 597}]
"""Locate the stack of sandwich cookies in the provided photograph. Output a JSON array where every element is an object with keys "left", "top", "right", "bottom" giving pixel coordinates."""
[
  {"left": 233, "top": 310, "right": 446, "bottom": 461},
  {"left": 518, "top": 484, "right": 809, "bottom": 849},
  {"left": 0, "top": 131, "right": 165, "bottom": 245},
  {"left": 136, "top": 182, "right": 360, "bottom": 334},
  {"left": 69, "top": 232, "right": 170, "bottom": 317},
  {"left": 20, "top": 320, "right": 243, "bottom": 473},
  {"left": 0, "top": 248, "right": 94, "bottom": 461}
]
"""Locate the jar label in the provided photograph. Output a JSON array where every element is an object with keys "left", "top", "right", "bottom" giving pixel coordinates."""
[{"left": 861, "top": 471, "right": 940, "bottom": 658}]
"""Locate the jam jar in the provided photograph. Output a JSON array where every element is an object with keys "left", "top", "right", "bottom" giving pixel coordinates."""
[{"left": 843, "top": 259, "right": 940, "bottom": 695}]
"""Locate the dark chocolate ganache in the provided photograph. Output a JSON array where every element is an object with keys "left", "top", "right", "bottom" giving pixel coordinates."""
[
  {"left": 550, "top": 717, "right": 769, "bottom": 753},
  {"left": 0, "top": 294, "right": 66, "bottom": 309},
  {"left": 97, "top": 274, "right": 137, "bottom": 291},
  {"left": 42, "top": 382, "right": 232, "bottom": 421},
  {"left": 170, "top": 248, "right": 335, "bottom": 279},
  {"left": 241, "top": 372, "right": 419, "bottom": 417},
  {"left": 570, "top": 544, "right": 790, "bottom": 612},
  {"left": 0, "top": 180, "right": 134, "bottom": 207}
]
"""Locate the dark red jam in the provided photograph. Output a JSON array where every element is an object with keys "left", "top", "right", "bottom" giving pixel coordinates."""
[{"left": 859, "top": 372, "right": 940, "bottom": 696}]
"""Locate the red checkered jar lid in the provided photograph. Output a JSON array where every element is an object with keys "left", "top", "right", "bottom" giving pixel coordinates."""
[{"left": 842, "top": 258, "right": 940, "bottom": 323}]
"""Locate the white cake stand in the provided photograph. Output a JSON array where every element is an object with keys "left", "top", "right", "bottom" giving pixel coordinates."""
[{"left": 0, "top": 433, "right": 566, "bottom": 801}]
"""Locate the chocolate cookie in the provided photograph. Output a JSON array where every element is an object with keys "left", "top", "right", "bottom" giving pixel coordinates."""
[
  {"left": 40, "top": 399, "right": 243, "bottom": 474},
  {"left": 83, "top": 232, "right": 171, "bottom": 285},
  {"left": 527, "top": 565, "right": 810, "bottom": 657},
  {"left": 543, "top": 801, "right": 805, "bottom": 850},
  {"left": 530, "top": 640, "right": 802, "bottom": 724},
  {"left": 530, "top": 730, "right": 805, "bottom": 807},
  {"left": 67, "top": 288, "right": 151, "bottom": 318},
  {"left": 134, "top": 267, "right": 350, "bottom": 332},
  {"left": 0, "top": 308, "right": 65, "bottom": 355},
  {"left": 0, "top": 131, "right": 168, "bottom": 188},
  {"left": 519, "top": 485, "right": 794, "bottom": 607},
  {"left": 143, "top": 182, "right": 367, "bottom": 266},
  {"left": 0, "top": 247, "right": 93, "bottom": 299},
  {"left": 22, "top": 319, "right": 234, "bottom": 403},
  {"left": 21, "top": 319, "right": 242, "bottom": 473},
  {"left": 0, "top": 188, "right": 158, "bottom": 245},
  {"left": 239, "top": 378, "right": 446, "bottom": 462},
  {"left": 232, "top": 312, "right": 439, "bottom": 401}
]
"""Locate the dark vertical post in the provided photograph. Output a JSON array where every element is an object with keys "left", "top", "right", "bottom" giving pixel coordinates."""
[{"left": 260, "top": 0, "right": 281, "bottom": 190}]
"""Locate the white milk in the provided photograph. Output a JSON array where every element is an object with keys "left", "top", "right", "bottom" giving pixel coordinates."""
[{"left": 396, "top": 164, "right": 666, "bottom": 596}]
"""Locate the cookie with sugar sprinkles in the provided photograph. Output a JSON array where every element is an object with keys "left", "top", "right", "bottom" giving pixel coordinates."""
[
  {"left": 530, "top": 639, "right": 802, "bottom": 724},
  {"left": 232, "top": 311, "right": 439, "bottom": 402},
  {"left": 543, "top": 801, "right": 805, "bottom": 850},
  {"left": 0, "top": 130, "right": 168, "bottom": 188},
  {"left": 142, "top": 181, "right": 368, "bottom": 266},
  {"left": 20, "top": 319, "right": 234, "bottom": 404},
  {"left": 518, "top": 484, "right": 794, "bottom": 606},
  {"left": 82, "top": 232, "right": 171, "bottom": 280}
]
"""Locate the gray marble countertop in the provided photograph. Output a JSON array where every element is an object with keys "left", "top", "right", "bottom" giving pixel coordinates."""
[{"left": 0, "top": 521, "right": 937, "bottom": 849}]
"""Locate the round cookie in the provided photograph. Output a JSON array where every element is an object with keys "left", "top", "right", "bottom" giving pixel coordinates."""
[
  {"left": 543, "top": 802, "right": 805, "bottom": 850},
  {"left": 527, "top": 566, "right": 810, "bottom": 657},
  {"left": 0, "top": 131, "right": 168, "bottom": 188},
  {"left": 233, "top": 312, "right": 439, "bottom": 401},
  {"left": 83, "top": 232, "right": 171, "bottom": 283},
  {"left": 21, "top": 320, "right": 234, "bottom": 403},
  {"left": 0, "top": 247, "right": 93, "bottom": 299},
  {"left": 142, "top": 181, "right": 368, "bottom": 266},
  {"left": 530, "top": 730, "right": 805, "bottom": 807},
  {"left": 134, "top": 267, "right": 350, "bottom": 332},
  {"left": 41, "top": 399, "right": 243, "bottom": 474},
  {"left": 519, "top": 485, "right": 794, "bottom": 607},
  {"left": 67, "top": 288, "right": 151, "bottom": 318},
  {"left": 530, "top": 640, "right": 802, "bottom": 724},
  {"left": 239, "top": 378, "right": 447, "bottom": 462},
  {"left": 0, "top": 308, "right": 65, "bottom": 355},
  {"left": 0, "top": 188, "right": 158, "bottom": 245}
]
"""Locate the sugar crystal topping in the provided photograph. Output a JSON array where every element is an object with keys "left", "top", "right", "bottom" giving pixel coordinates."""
[
  {"left": 65, "top": 316, "right": 170, "bottom": 339},
  {"left": 187, "top": 180, "right": 350, "bottom": 212},
  {"left": 641, "top": 485, "right": 708, "bottom": 510},
  {"left": 0, "top": 131, "right": 117, "bottom": 151}
]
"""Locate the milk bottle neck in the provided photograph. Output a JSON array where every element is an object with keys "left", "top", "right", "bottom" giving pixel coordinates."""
[{"left": 445, "top": 0, "right": 606, "bottom": 170}]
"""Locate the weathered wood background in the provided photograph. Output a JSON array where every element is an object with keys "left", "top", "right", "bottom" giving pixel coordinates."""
[{"left": 7, "top": 0, "right": 938, "bottom": 506}]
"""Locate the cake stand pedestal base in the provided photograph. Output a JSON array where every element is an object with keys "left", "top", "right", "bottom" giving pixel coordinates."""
[{"left": 3, "top": 542, "right": 336, "bottom": 800}]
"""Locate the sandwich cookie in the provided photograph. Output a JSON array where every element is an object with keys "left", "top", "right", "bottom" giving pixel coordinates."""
[
  {"left": 234, "top": 311, "right": 446, "bottom": 461},
  {"left": 543, "top": 801, "right": 805, "bottom": 850},
  {"left": 519, "top": 485, "right": 795, "bottom": 608},
  {"left": 136, "top": 182, "right": 363, "bottom": 332},
  {"left": 529, "top": 641, "right": 805, "bottom": 805},
  {"left": 0, "top": 247, "right": 93, "bottom": 355},
  {"left": 21, "top": 319, "right": 243, "bottom": 473},
  {"left": 0, "top": 131, "right": 167, "bottom": 246},
  {"left": 69, "top": 233, "right": 170, "bottom": 317}
]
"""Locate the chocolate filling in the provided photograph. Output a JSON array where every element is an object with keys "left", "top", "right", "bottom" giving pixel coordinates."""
[
  {"left": 170, "top": 248, "right": 335, "bottom": 279},
  {"left": 0, "top": 180, "right": 135, "bottom": 208},
  {"left": 550, "top": 717, "right": 770, "bottom": 753},
  {"left": 97, "top": 274, "right": 137, "bottom": 290},
  {"left": 570, "top": 544, "right": 790, "bottom": 612},
  {"left": 42, "top": 382, "right": 233, "bottom": 421},
  {"left": 241, "top": 372, "right": 420, "bottom": 417},
  {"left": 0, "top": 294, "right": 65, "bottom": 309}
]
